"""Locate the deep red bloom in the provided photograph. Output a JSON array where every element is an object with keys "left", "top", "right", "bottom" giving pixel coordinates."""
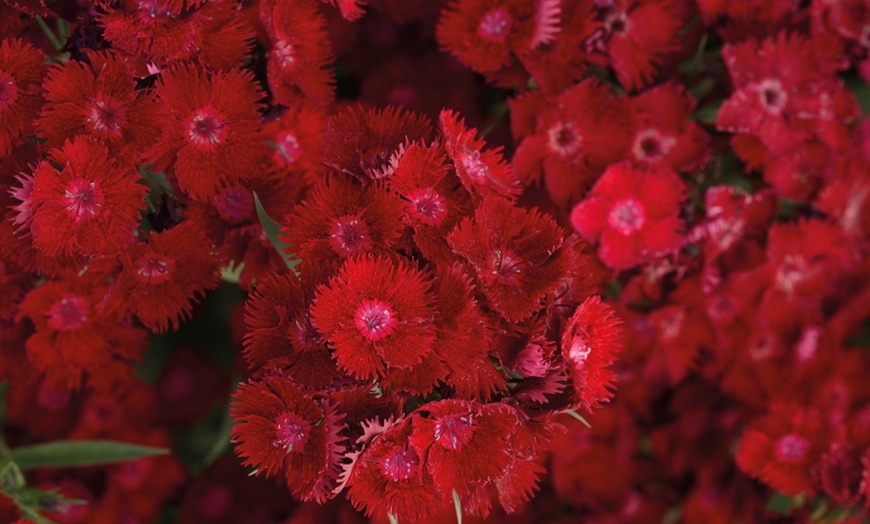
[
  {"left": 570, "top": 162, "right": 686, "bottom": 270},
  {"left": 0, "top": 38, "right": 44, "bottom": 158},
  {"left": 280, "top": 176, "right": 405, "bottom": 274},
  {"left": 323, "top": 104, "right": 432, "bottom": 181},
  {"left": 448, "top": 196, "right": 572, "bottom": 322},
  {"left": 323, "top": 0, "right": 367, "bottom": 21},
  {"left": 231, "top": 375, "right": 346, "bottom": 501},
  {"left": 28, "top": 138, "right": 146, "bottom": 257},
  {"left": 561, "top": 295, "right": 622, "bottom": 412},
  {"left": 736, "top": 404, "right": 829, "bottom": 496},
  {"left": 311, "top": 256, "right": 436, "bottom": 380},
  {"left": 149, "top": 64, "right": 270, "bottom": 199},
  {"left": 440, "top": 109, "right": 521, "bottom": 199},
  {"left": 261, "top": 0, "right": 335, "bottom": 105},
  {"left": 104, "top": 221, "right": 221, "bottom": 332},
  {"left": 36, "top": 51, "right": 161, "bottom": 160}
]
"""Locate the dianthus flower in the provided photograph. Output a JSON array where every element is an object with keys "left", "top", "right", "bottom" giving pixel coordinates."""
[
  {"left": 736, "top": 404, "right": 829, "bottom": 496},
  {"left": 311, "top": 256, "right": 436, "bottom": 379},
  {"left": 448, "top": 196, "right": 572, "bottom": 322},
  {"left": 0, "top": 38, "right": 44, "bottom": 158},
  {"left": 231, "top": 375, "right": 346, "bottom": 501},
  {"left": 149, "top": 64, "right": 270, "bottom": 199},
  {"left": 36, "top": 51, "right": 161, "bottom": 161},
  {"left": 102, "top": 221, "right": 221, "bottom": 332},
  {"left": 570, "top": 162, "right": 686, "bottom": 270},
  {"left": 28, "top": 138, "right": 146, "bottom": 257}
]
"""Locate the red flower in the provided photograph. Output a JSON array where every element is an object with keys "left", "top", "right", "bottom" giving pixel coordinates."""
[
  {"left": 510, "top": 79, "right": 633, "bottom": 207},
  {"left": 280, "top": 176, "right": 405, "bottom": 274},
  {"left": 0, "top": 38, "right": 44, "bottom": 158},
  {"left": 736, "top": 404, "right": 829, "bottom": 496},
  {"left": 311, "top": 256, "right": 436, "bottom": 380},
  {"left": 36, "top": 51, "right": 161, "bottom": 161},
  {"left": 103, "top": 221, "right": 221, "bottom": 332},
  {"left": 29, "top": 138, "right": 146, "bottom": 257},
  {"left": 561, "top": 295, "right": 622, "bottom": 412},
  {"left": 439, "top": 109, "right": 521, "bottom": 199},
  {"left": 323, "top": 0, "right": 367, "bottom": 21},
  {"left": 323, "top": 104, "right": 432, "bottom": 181},
  {"left": 570, "top": 161, "right": 686, "bottom": 270},
  {"left": 231, "top": 375, "right": 346, "bottom": 501},
  {"left": 17, "top": 279, "right": 148, "bottom": 392},
  {"left": 243, "top": 272, "right": 342, "bottom": 389},
  {"left": 149, "top": 64, "right": 270, "bottom": 199},
  {"left": 260, "top": 0, "right": 335, "bottom": 105}
]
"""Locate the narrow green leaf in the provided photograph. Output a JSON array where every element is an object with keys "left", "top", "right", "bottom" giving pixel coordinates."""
[
  {"left": 453, "top": 490, "right": 462, "bottom": 524},
  {"left": 9, "top": 440, "right": 168, "bottom": 470},
  {"left": 253, "top": 191, "right": 299, "bottom": 272},
  {"left": 692, "top": 101, "right": 722, "bottom": 125},
  {"left": 565, "top": 410, "right": 592, "bottom": 428},
  {"left": 388, "top": 514, "right": 399, "bottom": 524}
]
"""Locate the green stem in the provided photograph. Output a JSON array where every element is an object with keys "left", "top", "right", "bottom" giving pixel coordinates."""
[{"left": 35, "top": 17, "right": 64, "bottom": 52}]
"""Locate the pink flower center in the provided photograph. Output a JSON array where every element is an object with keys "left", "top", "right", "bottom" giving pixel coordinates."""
[
  {"left": 187, "top": 109, "right": 226, "bottom": 147},
  {"left": 547, "top": 121, "right": 582, "bottom": 156},
  {"left": 274, "top": 131, "right": 302, "bottom": 166},
  {"left": 47, "top": 295, "right": 89, "bottom": 331},
  {"left": 604, "top": 12, "right": 630, "bottom": 36},
  {"left": 329, "top": 215, "right": 372, "bottom": 256},
  {"left": 568, "top": 335, "right": 591, "bottom": 365},
  {"left": 274, "top": 39, "right": 297, "bottom": 68},
  {"left": 293, "top": 316, "right": 321, "bottom": 349},
  {"left": 434, "top": 413, "right": 475, "bottom": 450},
  {"left": 272, "top": 412, "right": 309, "bottom": 451},
  {"left": 354, "top": 300, "right": 397, "bottom": 341},
  {"left": 775, "top": 433, "right": 809, "bottom": 464},
  {"left": 757, "top": 79, "right": 787, "bottom": 114},
  {"left": 136, "top": 254, "right": 173, "bottom": 286},
  {"left": 406, "top": 187, "right": 447, "bottom": 225},
  {"left": 63, "top": 179, "right": 103, "bottom": 222},
  {"left": 86, "top": 98, "right": 122, "bottom": 133},
  {"left": 458, "top": 148, "right": 490, "bottom": 183},
  {"left": 381, "top": 447, "right": 418, "bottom": 481},
  {"left": 776, "top": 254, "right": 808, "bottom": 294},
  {"left": 491, "top": 248, "right": 527, "bottom": 281},
  {"left": 0, "top": 72, "right": 18, "bottom": 110},
  {"left": 632, "top": 129, "right": 676, "bottom": 163},
  {"left": 607, "top": 198, "right": 646, "bottom": 235},
  {"left": 478, "top": 8, "right": 512, "bottom": 41},
  {"left": 138, "top": 0, "right": 172, "bottom": 22},
  {"left": 213, "top": 187, "right": 252, "bottom": 222}
]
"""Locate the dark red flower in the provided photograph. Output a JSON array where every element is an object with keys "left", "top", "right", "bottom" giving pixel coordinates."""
[
  {"left": 28, "top": 138, "right": 146, "bottom": 257},
  {"left": 148, "top": 64, "right": 270, "bottom": 199},
  {"left": 36, "top": 51, "right": 161, "bottom": 161},
  {"left": 448, "top": 196, "right": 572, "bottom": 321},
  {"left": 0, "top": 38, "right": 44, "bottom": 158},
  {"left": 570, "top": 161, "right": 686, "bottom": 270},
  {"left": 311, "top": 256, "right": 436, "bottom": 380},
  {"left": 231, "top": 375, "right": 346, "bottom": 501}
]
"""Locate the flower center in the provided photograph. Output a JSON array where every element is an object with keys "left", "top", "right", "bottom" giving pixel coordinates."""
[
  {"left": 213, "top": 187, "right": 252, "bottom": 222},
  {"left": 329, "top": 215, "right": 372, "bottom": 256},
  {"left": 354, "top": 300, "right": 397, "bottom": 341},
  {"left": 491, "top": 248, "right": 526, "bottom": 281},
  {"left": 63, "top": 179, "right": 103, "bottom": 222},
  {"left": 86, "top": 98, "right": 122, "bottom": 133},
  {"left": 0, "top": 72, "right": 18, "bottom": 111},
  {"left": 632, "top": 129, "right": 676, "bottom": 163},
  {"left": 607, "top": 198, "right": 646, "bottom": 235},
  {"left": 775, "top": 433, "right": 809, "bottom": 464},
  {"left": 136, "top": 254, "right": 173, "bottom": 286},
  {"left": 381, "top": 447, "right": 418, "bottom": 481},
  {"left": 775, "top": 254, "right": 807, "bottom": 294},
  {"left": 187, "top": 109, "right": 225, "bottom": 147},
  {"left": 272, "top": 412, "right": 309, "bottom": 451},
  {"left": 757, "top": 79, "right": 787, "bottom": 114},
  {"left": 47, "top": 295, "right": 89, "bottom": 331},
  {"left": 406, "top": 187, "right": 447, "bottom": 225},
  {"left": 434, "top": 413, "right": 475, "bottom": 450},
  {"left": 605, "top": 12, "right": 630, "bottom": 36},
  {"left": 458, "top": 148, "right": 489, "bottom": 183},
  {"left": 138, "top": 0, "right": 173, "bottom": 21},
  {"left": 292, "top": 316, "right": 321, "bottom": 350},
  {"left": 478, "top": 8, "right": 512, "bottom": 41},
  {"left": 547, "top": 121, "right": 582, "bottom": 157},
  {"left": 274, "top": 39, "right": 297, "bottom": 68},
  {"left": 568, "top": 335, "right": 591, "bottom": 365},
  {"left": 274, "top": 131, "right": 302, "bottom": 166}
]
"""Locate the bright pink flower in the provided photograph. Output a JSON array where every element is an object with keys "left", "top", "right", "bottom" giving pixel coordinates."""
[
  {"left": 570, "top": 162, "right": 686, "bottom": 270},
  {"left": 28, "top": 138, "right": 146, "bottom": 257},
  {"left": 311, "top": 256, "right": 436, "bottom": 380}
]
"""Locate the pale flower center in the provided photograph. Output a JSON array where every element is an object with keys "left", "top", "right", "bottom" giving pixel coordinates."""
[
  {"left": 775, "top": 433, "right": 809, "bottom": 464},
  {"left": 47, "top": 295, "right": 89, "bottom": 331},
  {"left": 607, "top": 198, "right": 646, "bottom": 235},
  {"left": 328, "top": 215, "right": 372, "bottom": 256},
  {"left": 478, "top": 8, "right": 512, "bottom": 41},
  {"left": 63, "top": 179, "right": 103, "bottom": 222},
  {"left": 381, "top": 447, "right": 418, "bottom": 481},
  {"left": 547, "top": 121, "right": 583, "bottom": 157},
  {"left": 354, "top": 300, "right": 398, "bottom": 341},
  {"left": 434, "top": 413, "right": 475, "bottom": 450}
]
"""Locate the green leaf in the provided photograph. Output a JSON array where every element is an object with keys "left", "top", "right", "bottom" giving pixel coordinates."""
[
  {"left": 453, "top": 490, "right": 462, "bottom": 524},
  {"left": 9, "top": 440, "right": 169, "bottom": 470},
  {"left": 565, "top": 410, "right": 592, "bottom": 428},
  {"left": 388, "top": 513, "right": 399, "bottom": 524},
  {"left": 765, "top": 492, "right": 804, "bottom": 516},
  {"left": 253, "top": 191, "right": 299, "bottom": 272},
  {"left": 692, "top": 101, "right": 722, "bottom": 125}
]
